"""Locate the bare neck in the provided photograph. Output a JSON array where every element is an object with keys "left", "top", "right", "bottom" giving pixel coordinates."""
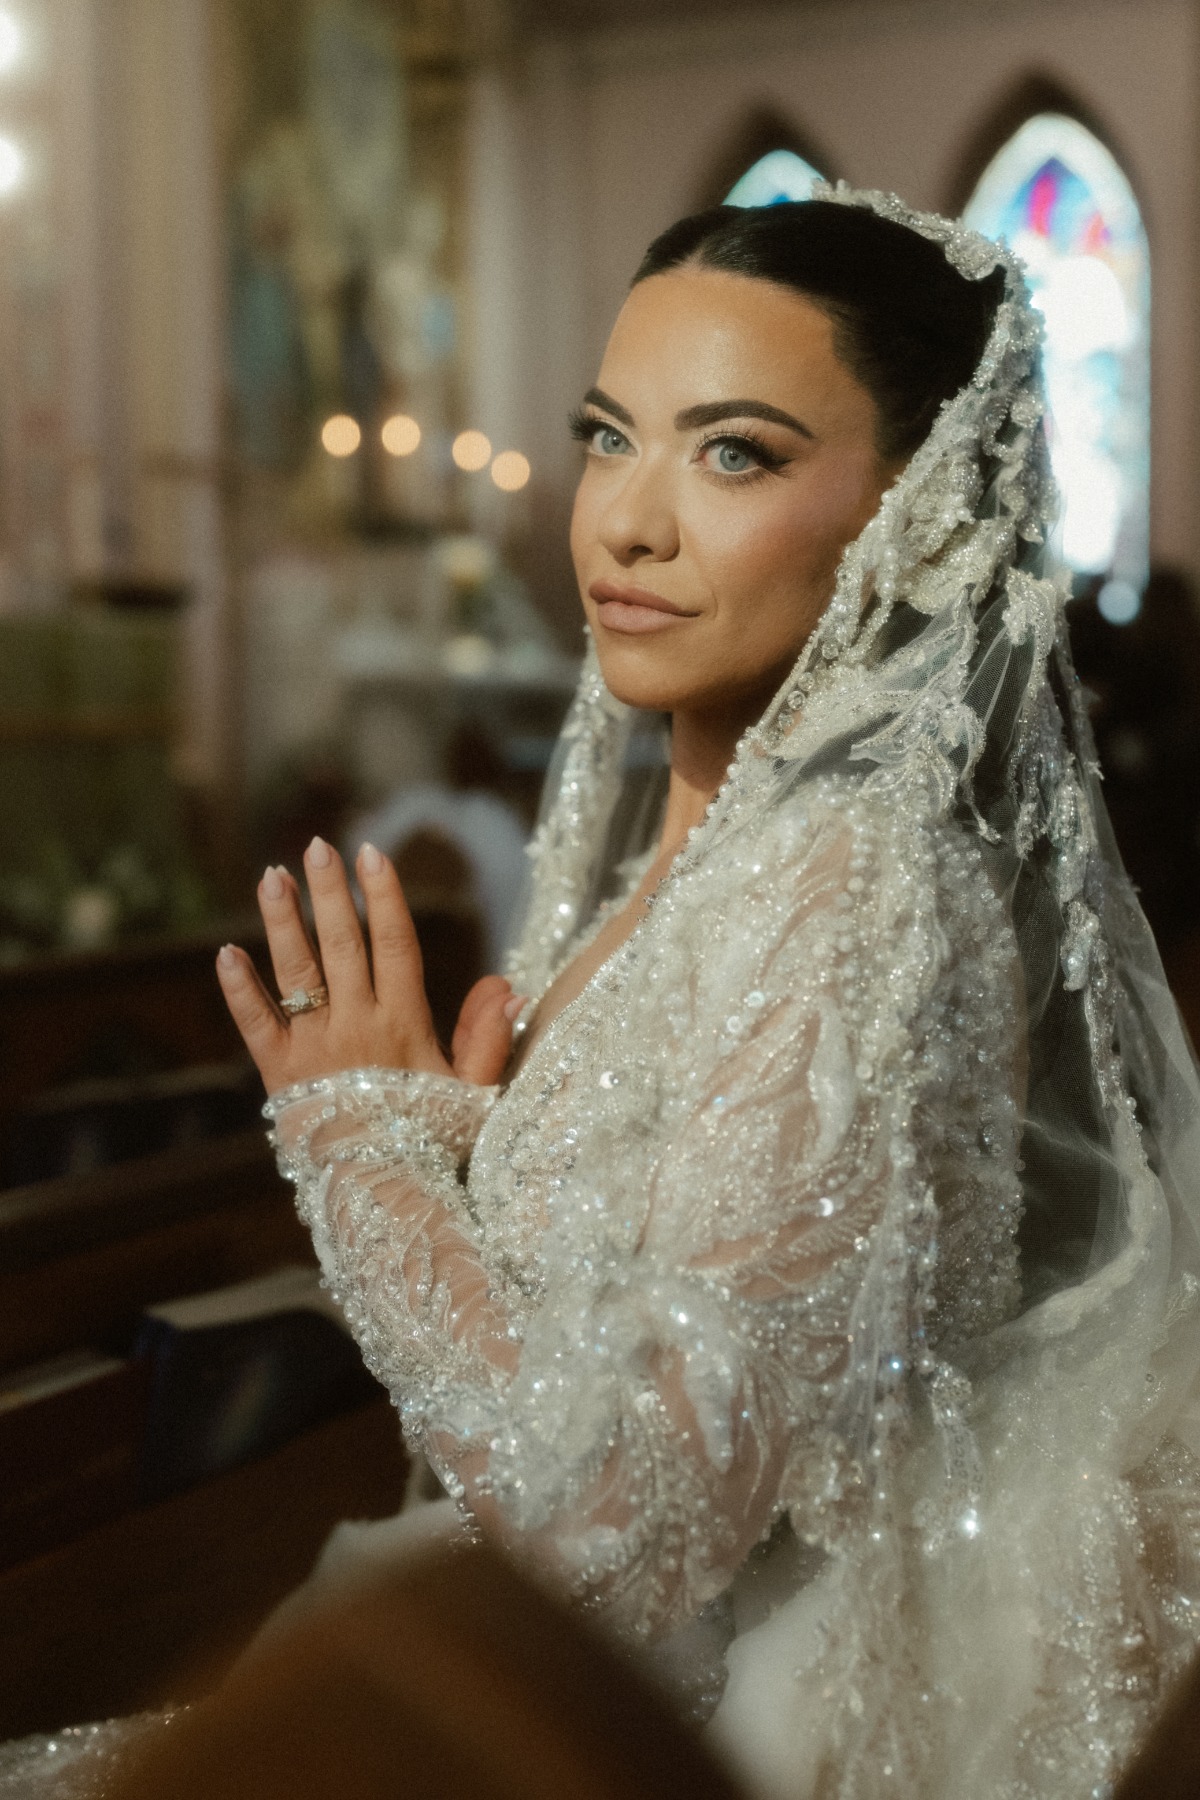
[{"left": 657, "top": 697, "right": 763, "bottom": 855}]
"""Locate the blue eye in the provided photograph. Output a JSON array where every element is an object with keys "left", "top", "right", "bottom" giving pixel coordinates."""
[
  {"left": 567, "top": 409, "right": 632, "bottom": 456},
  {"left": 697, "top": 433, "right": 783, "bottom": 476},
  {"left": 716, "top": 442, "right": 754, "bottom": 473}
]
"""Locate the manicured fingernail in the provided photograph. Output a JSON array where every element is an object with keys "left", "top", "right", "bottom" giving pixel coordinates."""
[
  {"left": 360, "top": 842, "right": 383, "bottom": 876},
  {"left": 307, "top": 836, "right": 332, "bottom": 869},
  {"left": 262, "top": 866, "right": 284, "bottom": 900},
  {"left": 218, "top": 944, "right": 238, "bottom": 970},
  {"left": 503, "top": 993, "right": 528, "bottom": 1023}
]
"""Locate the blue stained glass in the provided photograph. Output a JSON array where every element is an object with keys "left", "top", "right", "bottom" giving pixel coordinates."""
[
  {"left": 725, "top": 149, "right": 822, "bottom": 208},
  {"left": 963, "top": 114, "right": 1150, "bottom": 592}
]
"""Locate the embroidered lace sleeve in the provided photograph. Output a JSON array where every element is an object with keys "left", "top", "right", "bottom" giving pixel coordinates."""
[
  {"left": 266, "top": 799, "right": 1020, "bottom": 1644},
  {"left": 264, "top": 1070, "right": 516, "bottom": 1440}
]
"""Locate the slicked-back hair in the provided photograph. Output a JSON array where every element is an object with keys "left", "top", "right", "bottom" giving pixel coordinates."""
[{"left": 634, "top": 202, "right": 1005, "bottom": 461}]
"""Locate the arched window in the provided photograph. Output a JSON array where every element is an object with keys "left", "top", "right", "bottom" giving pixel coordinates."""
[
  {"left": 962, "top": 113, "right": 1150, "bottom": 620},
  {"left": 724, "top": 149, "right": 823, "bottom": 207}
]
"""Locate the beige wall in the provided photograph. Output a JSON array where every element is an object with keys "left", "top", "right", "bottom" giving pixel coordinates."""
[
  {"left": 56, "top": 0, "right": 228, "bottom": 789},
  {"left": 125, "top": 0, "right": 228, "bottom": 792},
  {"left": 466, "top": 0, "right": 1200, "bottom": 634}
]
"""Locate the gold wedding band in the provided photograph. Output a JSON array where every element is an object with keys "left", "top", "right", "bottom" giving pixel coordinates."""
[{"left": 280, "top": 984, "right": 330, "bottom": 1016}]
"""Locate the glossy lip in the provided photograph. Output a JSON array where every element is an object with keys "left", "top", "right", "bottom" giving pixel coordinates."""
[{"left": 588, "top": 579, "right": 700, "bottom": 634}]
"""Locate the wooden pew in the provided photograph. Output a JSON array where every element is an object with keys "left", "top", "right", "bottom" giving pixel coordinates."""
[{"left": 0, "top": 931, "right": 407, "bottom": 1735}]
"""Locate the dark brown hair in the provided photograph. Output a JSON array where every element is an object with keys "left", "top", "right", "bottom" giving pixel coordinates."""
[{"left": 634, "top": 201, "right": 1005, "bottom": 460}]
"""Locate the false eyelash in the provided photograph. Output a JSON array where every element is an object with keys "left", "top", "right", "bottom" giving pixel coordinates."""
[
  {"left": 695, "top": 428, "right": 788, "bottom": 473},
  {"left": 568, "top": 407, "right": 610, "bottom": 443},
  {"left": 568, "top": 409, "right": 787, "bottom": 475}
]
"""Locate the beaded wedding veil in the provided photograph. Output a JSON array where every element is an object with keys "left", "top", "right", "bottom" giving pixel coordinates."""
[{"left": 507, "top": 185, "right": 1200, "bottom": 1794}]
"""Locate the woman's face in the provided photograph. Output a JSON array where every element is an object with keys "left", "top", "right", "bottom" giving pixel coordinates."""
[{"left": 570, "top": 266, "right": 902, "bottom": 721}]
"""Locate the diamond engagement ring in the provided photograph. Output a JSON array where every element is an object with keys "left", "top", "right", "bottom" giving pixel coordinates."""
[{"left": 280, "top": 984, "right": 330, "bottom": 1016}]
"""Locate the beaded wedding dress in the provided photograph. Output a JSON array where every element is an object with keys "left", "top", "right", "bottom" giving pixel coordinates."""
[{"left": 5, "top": 185, "right": 1200, "bottom": 1799}]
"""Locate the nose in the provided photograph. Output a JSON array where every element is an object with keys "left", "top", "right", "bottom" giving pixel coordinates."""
[{"left": 594, "top": 453, "right": 680, "bottom": 566}]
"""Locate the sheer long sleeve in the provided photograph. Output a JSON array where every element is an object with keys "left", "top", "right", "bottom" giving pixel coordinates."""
[
  {"left": 267, "top": 796, "right": 1021, "bottom": 1644},
  {"left": 265, "top": 1072, "right": 517, "bottom": 1443}
]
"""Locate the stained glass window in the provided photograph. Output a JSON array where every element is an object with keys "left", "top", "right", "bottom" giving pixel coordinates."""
[
  {"left": 963, "top": 114, "right": 1150, "bottom": 619},
  {"left": 725, "top": 149, "right": 823, "bottom": 208}
]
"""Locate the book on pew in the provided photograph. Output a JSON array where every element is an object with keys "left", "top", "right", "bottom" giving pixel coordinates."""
[
  {"left": 136, "top": 1264, "right": 384, "bottom": 1500},
  {"left": 0, "top": 1349, "right": 150, "bottom": 1570}
]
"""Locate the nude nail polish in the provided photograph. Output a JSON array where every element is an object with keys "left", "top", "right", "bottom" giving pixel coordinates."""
[
  {"left": 262, "top": 866, "right": 284, "bottom": 900},
  {"left": 307, "top": 836, "right": 332, "bottom": 869},
  {"left": 218, "top": 944, "right": 238, "bottom": 969},
  {"left": 360, "top": 842, "right": 384, "bottom": 875},
  {"left": 503, "top": 994, "right": 528, "bottom": 1023}
]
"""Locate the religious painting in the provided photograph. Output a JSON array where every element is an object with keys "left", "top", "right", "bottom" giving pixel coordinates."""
[{"left": 218, "top": 0, "right": 471, "bottom": 536}]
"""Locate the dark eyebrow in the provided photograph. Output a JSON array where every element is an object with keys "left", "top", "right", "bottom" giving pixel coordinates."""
[
  {"left": 674, "top": 399, "right": 814, "bottom": 439},
  {"left": 581, "top": 388, "right": 815, "bottom": 441},
  {"left": 582, "top": 386, "right": 635, "bottom": 428}
]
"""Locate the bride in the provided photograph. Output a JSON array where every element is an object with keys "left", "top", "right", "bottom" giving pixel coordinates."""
[{"left": 10, "top": 186, "right": 1200, "bottom": 1798}]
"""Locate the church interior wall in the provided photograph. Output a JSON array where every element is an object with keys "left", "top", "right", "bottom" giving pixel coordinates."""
[{"left": 47, "top": 0, "right": 229, "bottom": 791}]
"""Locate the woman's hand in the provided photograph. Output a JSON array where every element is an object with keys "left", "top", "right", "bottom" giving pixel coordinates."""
[{"left": 217, "top": 837, "right": 523, "bottom": 1096}]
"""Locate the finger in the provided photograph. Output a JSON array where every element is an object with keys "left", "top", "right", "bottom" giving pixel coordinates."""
[
  {"left": 305, "top": 836, "right": 373, "bottom": 1010},
  {"left": 451, "top": 974, "right": 513, "bottom": 1067},
  {"left": 259, "top": 865, "right": 324, "bottom": 1004},
  {"left": 454, "top": 981, "right": 526, "bottom": 1087},
  {"left": 356, "top": 843, "right": 431, "bottom": 1019},
  {"left": 216, "top": 944, "right": 288, "bottom": 1084}
]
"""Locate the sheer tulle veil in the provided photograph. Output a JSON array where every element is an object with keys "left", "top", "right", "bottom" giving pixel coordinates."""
[{"left": 506, "top": 184, "right": 1200, "bottom": 1796}]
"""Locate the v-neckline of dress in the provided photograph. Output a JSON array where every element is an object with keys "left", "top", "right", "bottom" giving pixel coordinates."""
[{"left": 501, "top": 836, "right": 676, "bottom": 1095}]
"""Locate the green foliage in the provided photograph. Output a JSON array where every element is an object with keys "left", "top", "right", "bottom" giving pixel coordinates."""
[{"left": 0, "top": 614, "right": 216, "bottom": 959}]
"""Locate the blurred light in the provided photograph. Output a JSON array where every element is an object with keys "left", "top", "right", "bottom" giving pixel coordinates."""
[
  {"left": 381, "top": 413, "right": 421, "bottom": 457},
  {"left": 1097, "top": 578, "right": 1141, "bottom": 626},
  {"left": 445, "top": 633, "right": 496, "bottom": 677},
  {"left": 490, "top": 450, "right": 531, "bottom": 492},
  {"left": 1055, "top": 444, "right": 1121, "bottom": 572},
  {"left": 438, "top": 533, "right": 495, "bottom": 588},
  {"left": 321, "top": 414, "right": 361, "bottom": 457},
  {"left": 0, "top": 12, "right": 22, "bottom": 76},
  {"left": 452, "top": 429, "right": 491, "bottom": 472},
  {"left": 1035, "top": 255, "right": 1131, "bottom": 360},
  {"left": 725, "top": 149, "right": 821, "bottom": 207},
  {"left": 0, "top": 134, "right": 25, "bottom": 197},
  {"left": 1106, "top": 725, "right": 1150, "bottom": 773}
]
